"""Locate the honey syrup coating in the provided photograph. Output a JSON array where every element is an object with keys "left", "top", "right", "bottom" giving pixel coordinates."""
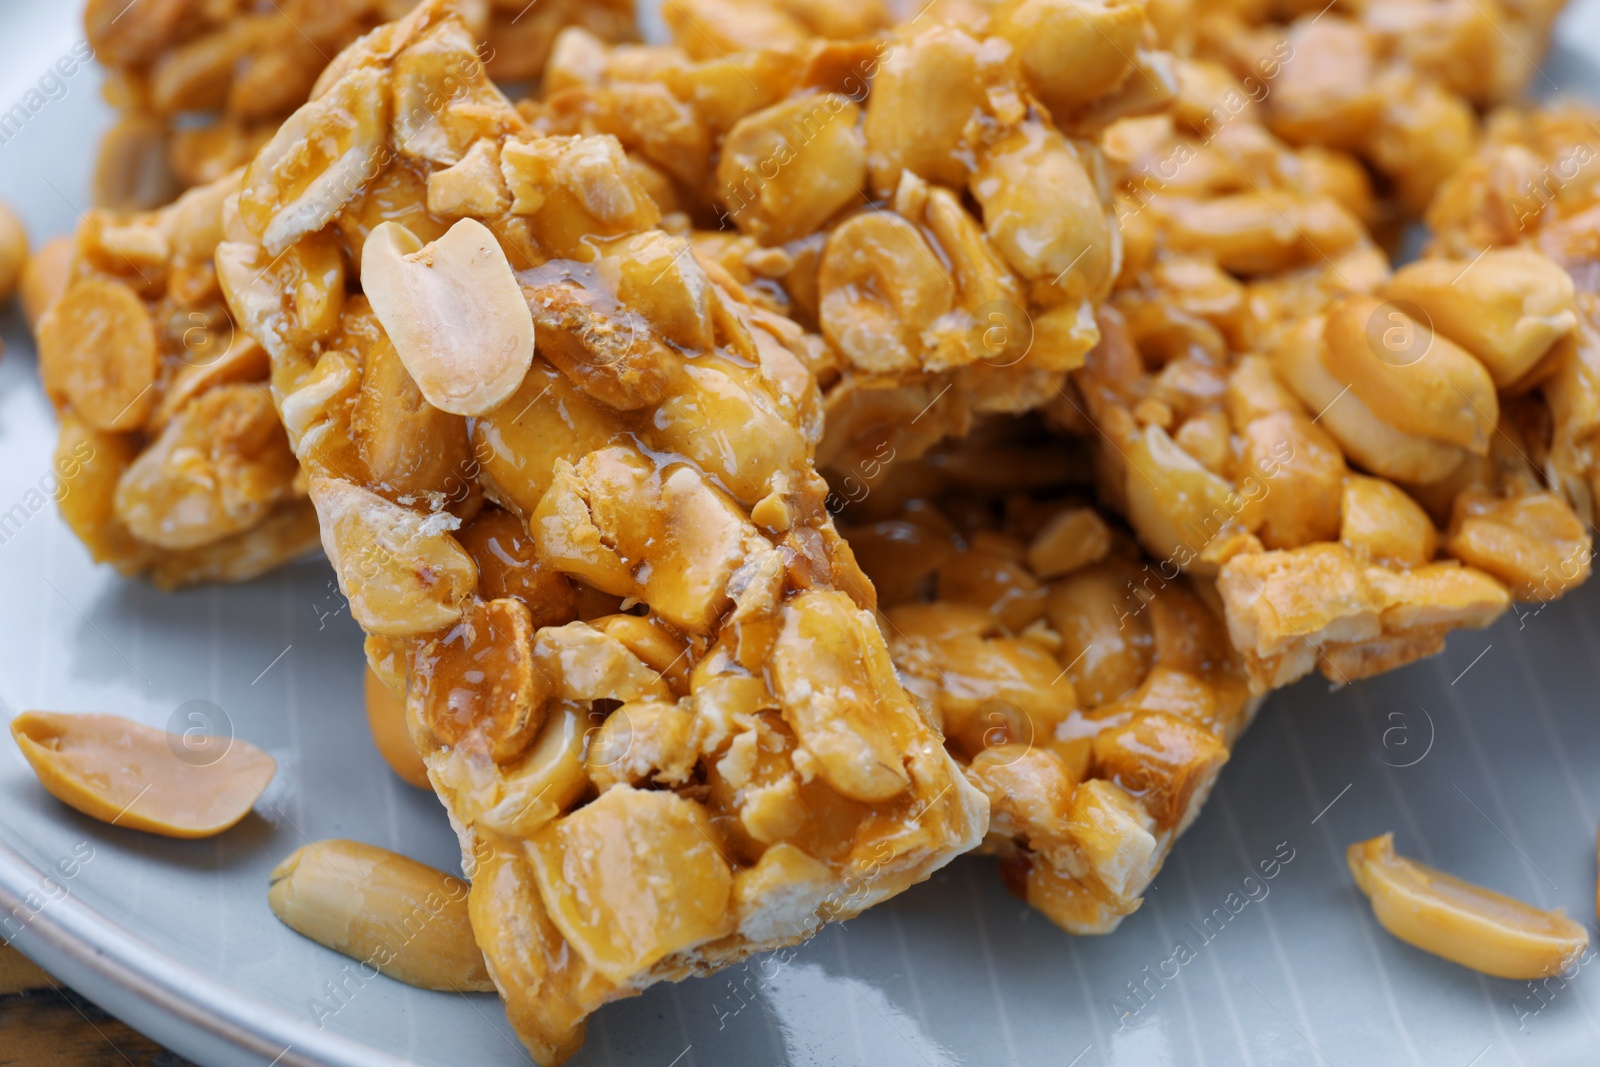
[{"left": 216, "top": 5, "right": 986, "bottom": 1061}]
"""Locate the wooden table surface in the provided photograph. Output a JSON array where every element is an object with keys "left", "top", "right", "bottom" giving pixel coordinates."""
[{"left": 0, "top": 943, "right": 196, "bottom": 1066}]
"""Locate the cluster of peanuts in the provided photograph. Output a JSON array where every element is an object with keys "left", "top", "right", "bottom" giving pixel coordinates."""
[
  {"left": 1179, "top": 0, "right": 1568, "bottom": 216},
  {"left": 17, "top": 0, "right": 1600, "bottom": 1060},
  {"left": 84, "top": 0, "right": 637, "bottom": 209},
  {"left": 1058, "top": 45, "right": 1593, "bottom": 691},
  {"left": 835, "top": 417, "right": 1255, "bottom": 933},
  {"left": 32, "top": 176, "right": 319, "bottom": 588},
  {"left": 206, "top": 2, "right": 1005, "bottom": 1059}
]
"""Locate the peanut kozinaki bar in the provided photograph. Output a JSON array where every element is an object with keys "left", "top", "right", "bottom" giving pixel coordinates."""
[
  {"left": 214, "top": 3, "right": 985, "bottom": 1061},
  {"left": 1182, "top": 0, "right": 1568, "bottom": 216},
  {"left": 83, "top": 0, "right": 638, "bottom": 208},
  {"left": 521, "top": 0, "right": 1168, "bottom": 474},
  {"left": 1053, "top": 58, "right": 1591, "bottom": 693},
  {"left": 840, "top": 416, "right": 1258, "bottom": 934},
  {"left": 35, "top": 174, "right": 318, "bottom": 589}
]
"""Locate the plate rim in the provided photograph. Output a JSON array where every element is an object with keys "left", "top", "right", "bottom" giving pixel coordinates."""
[{"left": 0, "top": 833, "right": 430, "bottom": 1067}]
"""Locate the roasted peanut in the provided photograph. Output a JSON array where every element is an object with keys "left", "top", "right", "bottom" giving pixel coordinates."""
[
  {"left": 38, "top": 278, "right": 159, "bottom": 432},
  {"left": 716, "top": 94, "right": 866, "bottom": 246},
  {"left": 1349, "top": 833, "right": 1588, "bottom": 980},
  {"left": 1385, "top": 250, "right": 1577, "bottom": 388},
  {"left": 309, "top": 477, "right": 478, "bottom": 636},
  {"left": 360, "top": 219, "right": 535, "bottom": 417},
  {"left": 10, "top": 711, "right": 275, "bottom": 839},
  {"left": 269, "top": 840, "right": 494, "bottom": 992},
  {"left": 114, "top": 384, "right": 299, "bottom": 550}
]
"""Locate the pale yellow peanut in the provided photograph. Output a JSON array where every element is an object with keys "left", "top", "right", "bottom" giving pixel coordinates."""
[
  {"left": 308, "top": 476, "right": 477, "bottom": 636},
  {"left": 1026, "top": 506, "right": 1112, "bottom": 579},
  {"left": 360, "top": 219, "right": 535, "bottom": 417},
  {"left": 54, "top": 414, "right": 157, "bottom": 577},
  {"left": 1123, "top": 423, "right": 1244, "bottom": 564},
  {"left": 716, "top": 93, "right": 866, "bottom": 246},
  {"left": 1272, "top": 314, "right": 1467, "bottom": 485},
  {"left": 428, "top": 706, "right": 591, "bottom": 839},
  {"left": 10, "top": 711, "right": 274, "bottom": 840},
  {"left": 769, "top": 589, "right": 914, "bottom": 803},
  {"left": 1340, "top": 475, "right": 1437, "bottom": 568},
  {"left": 990, "top": 0, "right": 1143, "bottom": 119},
  {"left": 114, "top": 384, "right": 299, "bottom": 550},
  {"left": 863, "top": 24, "right": 1001, "bottom": 197},
  {"left": 819, "top": 211, "right": 954, "bottom": 375},
  {"left": 1445, "top": 491, "right": 1592, "bottom": 602},
  {"left": 37, "top": 278, "right": 159, "bottom": 432},
  {"left": 1322, "top": 294, "right": 1498, "bottom": 455},
  {"left": 527, "top": 786, "right": 734, "bottom": 983},
  {"left": 971, "top": 123, "right": 1115, "bottom": 303},
  {"left": 1348, "top": 833, "right": 1587, "bottom": 980},
  {"left": 1384, "top": 249, "right": 1577, "bottom": 388},
  {"left": 268, "top": 839, "right": 494, "bottom": 992}
]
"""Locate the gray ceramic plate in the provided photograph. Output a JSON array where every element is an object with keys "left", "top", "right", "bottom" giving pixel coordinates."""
[{"left": 6, "top": 4, "right": 1600, "bottom": 1064}]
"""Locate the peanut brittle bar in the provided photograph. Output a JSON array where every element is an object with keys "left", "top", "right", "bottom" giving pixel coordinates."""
[
  {"left": 522, "top": 0, "right": 1170, "bottom": 475},
  {"left": 35, "top": 174, "right": 318, "bottom": 588},
  {"left": 214, "top": 3, "right": 985, "bottom": 1060},
  {"left": 1187, "top": 0, "right": 1568, "bottom": 214},
  {"left": 1059, "top": 65, "right": 1590, "bottom": 692},
  {"left": 83, "top": 0, "right": 638, "bottom": 208}
]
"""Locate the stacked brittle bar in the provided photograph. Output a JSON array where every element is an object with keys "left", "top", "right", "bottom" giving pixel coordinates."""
[
  {"left": 212, "top": 3, "right": 995, "bottom": 1058},
  {"left": 19, "top": 0, "right": 1600, "bottom": 1060}
]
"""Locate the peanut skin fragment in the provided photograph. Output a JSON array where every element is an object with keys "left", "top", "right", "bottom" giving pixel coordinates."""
[
  {"left": 1348, "top": 833, "right": 1588, "bottom": 980},
  {"left": 269, "top": 839, "right": 495, "bottom": 993},
  {"left": 10, "top": 711, "right": 275, "bottom": 839}
]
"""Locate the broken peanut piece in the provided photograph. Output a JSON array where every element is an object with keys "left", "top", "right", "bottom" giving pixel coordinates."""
[
  {"left": 1348, "top": 833, "right": 1588, "bottom": 980},
  {"left": 360, "top": 218, "right": 535, "bottom": 417},
  {"left": 268, "top": 839, "right": 494, "bottom": 993},
  {"left": 9, "top": 711, "right": 275, "bottom": 839}
]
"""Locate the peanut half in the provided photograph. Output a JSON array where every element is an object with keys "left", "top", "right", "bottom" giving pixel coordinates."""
[
  {"left": 9, "top": 711, "right": 275, "bottom": 839},
  {"left": 268, "top": 839, "right": 495, "bottom": 993},
  {"left": 360, "top": 218, "right": 535, "bottom": 417},
  {"left": 1348, "top": 833, "right": 1588, "bottom": 980}
]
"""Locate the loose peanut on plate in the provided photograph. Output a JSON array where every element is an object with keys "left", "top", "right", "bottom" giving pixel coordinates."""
[
  {"left": 9, "top": 711, "right": 275, "bottom": 839},
  {"left": 364, "top": 665, "right": 430, "bottom": 790},
  {"left": 0, "top": 199, "right": 27, "bottom": 305},
  {"left": 1348, "top": 833, "right": 1588, "bottom": 980},
  {"left": 268, "top": 839, "right": 495, "bottom": 993}
]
